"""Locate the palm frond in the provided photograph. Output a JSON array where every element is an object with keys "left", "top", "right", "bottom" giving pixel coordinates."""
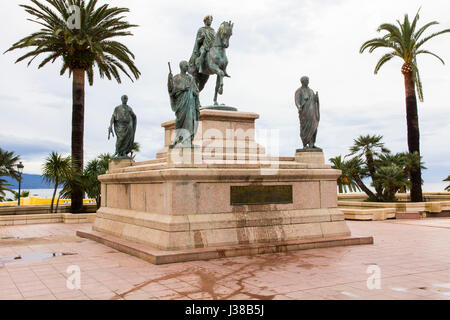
[{"left": 6, "top": 0, "right": 140, "bottom": 85}]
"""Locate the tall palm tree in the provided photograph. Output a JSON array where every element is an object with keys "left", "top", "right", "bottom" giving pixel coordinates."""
[
  {"left": 348, "top": 135, "right": 390, "bottom": 196},
  {"left": 42, "top": 152, "right": 71, "bottom": 213},
  {"left": 6, "top": 0, "right": 141, "bottom": 212},
  {"left": 360, "top": 10, "right": 450, "bottom": 202}
]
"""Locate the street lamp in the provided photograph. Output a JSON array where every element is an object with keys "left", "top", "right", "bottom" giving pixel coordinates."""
[{"left": 17, "top": 162, "right": 24, "bottom": 206}]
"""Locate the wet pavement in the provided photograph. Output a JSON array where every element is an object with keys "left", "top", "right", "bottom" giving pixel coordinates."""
[{"left": 1, "top": 219, "right": 450, "bottom": 300}]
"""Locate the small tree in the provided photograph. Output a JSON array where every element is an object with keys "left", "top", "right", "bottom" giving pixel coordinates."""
[
  {"left": 330, "top": 156, "right": 361, "bottom": 193},
  {"left": 338, "top": 134, "right": 426, "bottom": 202},
  {"left": 84, "top": 154, "right": 110, "bottom": 209},
  {"left": 130, "top": 142, "right": 141, "bottom": 160},
  {"left": 348, "top": 135, "right": 390, "bottom": 196},
  {"left": 42, "top": 152, "right": 71, "bottom": 213}
]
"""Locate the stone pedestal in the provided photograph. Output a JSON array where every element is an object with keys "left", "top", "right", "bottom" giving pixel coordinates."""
[
  {"left": 108, "top": 158, "right": 134, "bottom": 172},
  {"left": 295, "top": 149, "right": 325, "bottom": 165},
  {"left": 79, "top": 110, "right": 372, "bottom": 264}
]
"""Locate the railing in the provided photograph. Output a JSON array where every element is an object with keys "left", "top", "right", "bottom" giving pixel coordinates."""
[{"left": 0, "top": 197, "right": 97, "bottom": 207}]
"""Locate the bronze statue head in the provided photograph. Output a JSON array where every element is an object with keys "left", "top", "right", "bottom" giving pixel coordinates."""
[
  {"left": 121, "top": 95, "right": 128, "bottom": 104},
  {"left": 203, "top": 15, "right": 213, "bottom": 27},
  {"left": 179, "top": 60, "right": 189, "bottom": 73},
  {"left": 300, "top": 76, "right": 309, "bottom": 87}
]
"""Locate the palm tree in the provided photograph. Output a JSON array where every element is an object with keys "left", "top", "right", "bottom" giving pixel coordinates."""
[
  {"left": 345, "top": 157, "right": 376, "bottom": 199},
  {"left": 130, "top": 142, "right": 140, "bottom": 160},
  {"left": 12, "top": 190, "right": 31, "bottom": 200},
  {"left": 84, "top": 155, "right": 109, "bottom": 208},
  {"left": 375, "top": 165, "right": 409, "bottom": 202},
  {"left": 348, "top": 135, "right": 390, "bottom": 196},
  {"left": 0, "top": 148, "right": 21, "bottom": 180},
  {"left": 360, "top": 10, "right": 450, "bottom": 202},
  {"left": 444, "top": 176, "right": 450, "bottom": 192},
  {"left": 6, "top": 0, "right": 141, "bottom": 212},
  {"left": 0, "top": 178, "right": 13, "bottom": 202},
  {"left": 330, "top": 156, "right": 361, "bottom": 193},
  {"left": 42, "top": 152, "right": 71, "bottom": 213}
]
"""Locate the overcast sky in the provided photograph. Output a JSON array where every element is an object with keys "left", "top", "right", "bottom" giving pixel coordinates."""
[{"left": 0, "top": 0, "right": 449, "bottom": 191}]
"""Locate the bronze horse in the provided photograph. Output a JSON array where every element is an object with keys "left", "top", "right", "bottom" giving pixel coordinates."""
[{"left": 189, "top": 21, "right": 233, "bottom": 106}]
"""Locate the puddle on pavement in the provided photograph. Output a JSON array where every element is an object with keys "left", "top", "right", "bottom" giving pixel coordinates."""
[{"left": 0, "top": 252, "right": 77, "bottom": 266}]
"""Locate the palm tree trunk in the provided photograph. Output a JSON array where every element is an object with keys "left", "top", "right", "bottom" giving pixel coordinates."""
[
  {"left": 50, "top": 181, "right": 58, "bottom": 213},
  {"left": 366, "top": 152, "right": 382, "bottom": 196},
  {"left": 353, "top": 174, "right": 376, "bottom": 199},
  {"left": 403, "top": 71, "right": 423, "bottom": 202},
  {"left": 55, "top": 193, "right": 61, "bottom": 213},
  {"left": 71, "top": 68, "right": 85, "bottom": 213}
]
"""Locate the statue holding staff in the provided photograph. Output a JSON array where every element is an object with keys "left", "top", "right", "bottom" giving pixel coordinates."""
[
  {"left": 168, "top": 61, "right": 201, "bottom": 149},
  {"left": 108, "top": 95, "right": 137, "bottom": 158}
]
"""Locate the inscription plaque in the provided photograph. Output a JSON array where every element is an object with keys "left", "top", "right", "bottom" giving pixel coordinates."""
[{"left": 230, "top": 185, "right": 293, "bottom": 205}]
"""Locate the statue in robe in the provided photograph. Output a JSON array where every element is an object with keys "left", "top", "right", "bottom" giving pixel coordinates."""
[
  {"left": 167, "top": 61, "right": 201, "bottom": 148},
  {"left": 108, "top": 95, "right": 137, "bottom": 158},
  {"left": 295, "top": 76, "right": 321, "bottom": 150}
]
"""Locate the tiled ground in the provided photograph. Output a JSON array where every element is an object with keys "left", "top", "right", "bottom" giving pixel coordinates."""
[{"left": 1, "top": 219, "right": 450, "bottom": 300}]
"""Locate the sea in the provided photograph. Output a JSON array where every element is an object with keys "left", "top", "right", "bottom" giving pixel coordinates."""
[{"left": 3, "top": 189, "right": 62, "bottom": 199}]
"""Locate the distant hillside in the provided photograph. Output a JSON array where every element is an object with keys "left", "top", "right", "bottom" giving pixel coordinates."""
[{"left": 3, "top": 174, "right": 52, "bottom": 189}]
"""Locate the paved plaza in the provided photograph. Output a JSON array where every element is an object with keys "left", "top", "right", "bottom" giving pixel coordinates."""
[{"left": 1, "top": 219, "right": 450, "bottom": 300}]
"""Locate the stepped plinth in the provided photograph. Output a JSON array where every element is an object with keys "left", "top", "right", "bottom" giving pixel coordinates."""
[{"left": 78, "top": 109, "right": 373, "bottom": 264}]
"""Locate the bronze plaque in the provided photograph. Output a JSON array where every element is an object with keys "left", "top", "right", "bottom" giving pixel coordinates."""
[{"left": 230, "top": 185, "right": 293, "bottom": 205}]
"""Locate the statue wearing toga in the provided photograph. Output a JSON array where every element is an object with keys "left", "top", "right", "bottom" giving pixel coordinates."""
[
  {"left": 168, "top": 61, "right": 201, "bottom": 149},
  {"left": 108, "top": 95, "right": 137, "bottom": 158},
  {"left": 295, "top": 76, "right": 321, "bottom": 150}
]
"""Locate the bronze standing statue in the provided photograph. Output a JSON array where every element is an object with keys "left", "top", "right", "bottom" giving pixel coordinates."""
[
  {"left": 108, "top": 95, "right": 137, "bottom": 158},
  {"left": 168, "top": 61, "right": 201, "bottom": 149},
  {"left": 188, "top": 16, "right": 234, "bottom": 107},
  {"left": 295, "top": 76, "right": 321, "bottom": 150}
]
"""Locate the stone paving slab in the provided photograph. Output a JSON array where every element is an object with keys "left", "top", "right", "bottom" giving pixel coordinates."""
[{"left": 0, "top": 220, "right": 450, "bottom": 300}]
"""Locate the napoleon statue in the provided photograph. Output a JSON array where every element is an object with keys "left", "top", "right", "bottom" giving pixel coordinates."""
[
  {"left": 190, "top": 15, "right": 216, "bottom": 74},
  {"left": 108, "top": 95, "right": 137, "bottom": 158},
  {"left": 295, "top": 76, "right": 321, "bottom": 150},
  {"left": 168, "top": 61, "right": 201, "bottom": 149}
]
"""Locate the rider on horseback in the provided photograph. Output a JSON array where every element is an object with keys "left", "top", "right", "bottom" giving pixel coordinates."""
[{"left": 190, "top": 15, "right": 216, "bottom": 74}]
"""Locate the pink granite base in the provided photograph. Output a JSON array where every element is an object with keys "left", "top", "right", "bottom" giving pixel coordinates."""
[
  {"left": 77, "top": 230, "right": 373, "bottom": 265},
  {"left": 90, "top": 110, "right": 370, "bottom": 259}
]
